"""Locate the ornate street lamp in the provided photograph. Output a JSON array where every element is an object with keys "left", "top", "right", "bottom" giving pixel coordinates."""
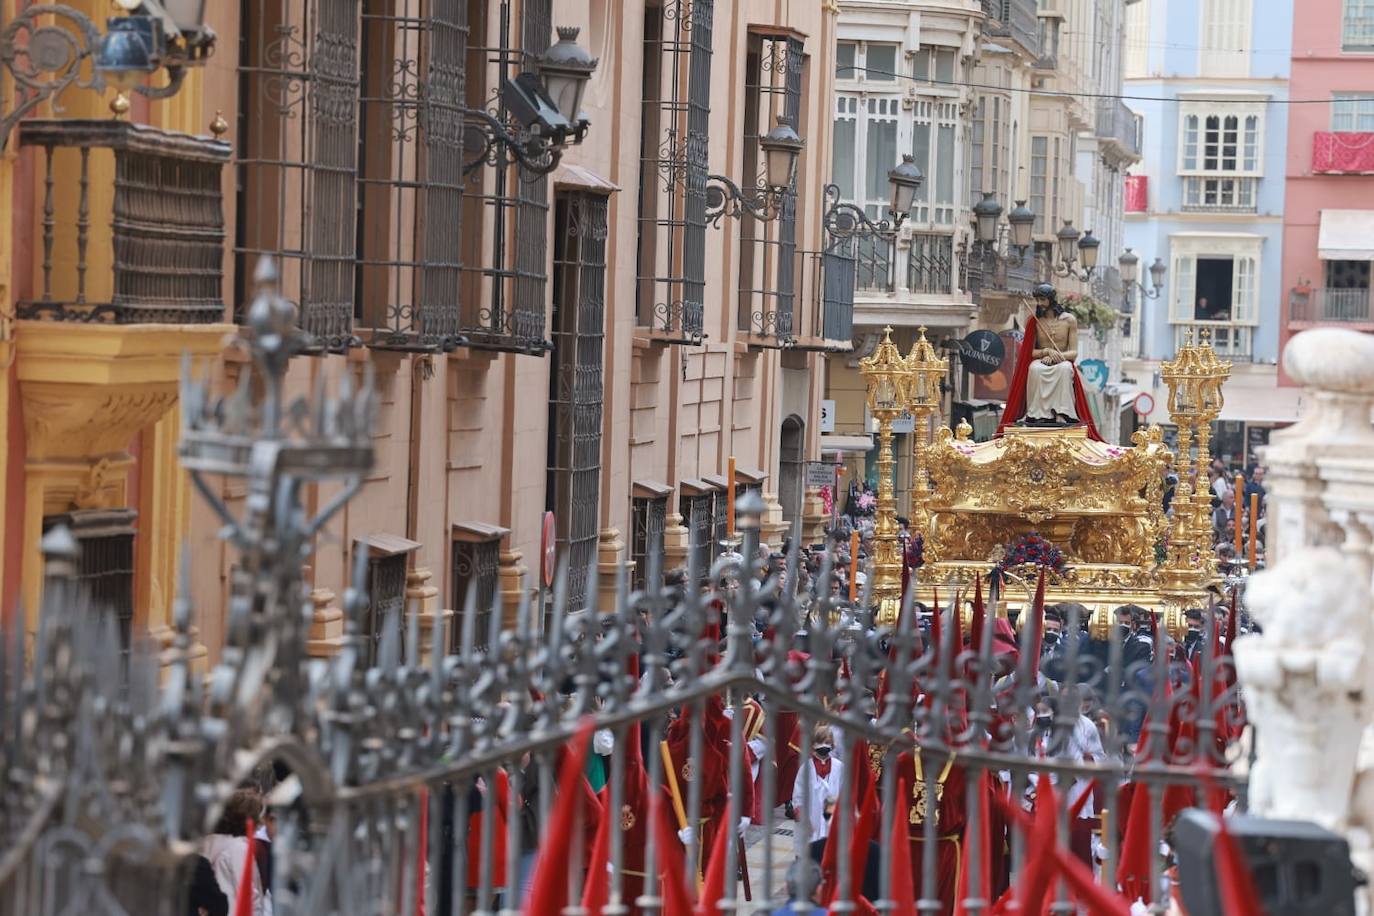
[
  {"left": 1007, "top": 200, "right": 1036, "bottom": 251},
  {"left": 467, "top": 24, "right": 599, "bottom": 176},
  {"left": 1044, "top": 220, "right": 1099, "bottom": 280},
  {"left": 0, "top": 3, "right": 215, "bottom": 148},
  {"left": 860, "top": 327, "right": 912, "bottom": 625},
  {"left": 905, "top": 327, "right": 948, "bottom": 545},
  {"left": 822, "top": 155, "right": 925, "bottom": 245},
  {"left": 972, "top": 192, "right": 1003, "bottom": 246},
  {"left": 706, "top": 116, "right": 806, "bottom": 224},
  {"left": 1117, "top": 248, "right": 1166, "bottom": 315},
  {"left": 958, "top": 194, "right": 1034, "bottom": 277}
]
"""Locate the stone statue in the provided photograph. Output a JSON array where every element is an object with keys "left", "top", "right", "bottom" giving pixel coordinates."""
[{"left": 1237, "top": 547, "right": 1369, "bottom": 833}]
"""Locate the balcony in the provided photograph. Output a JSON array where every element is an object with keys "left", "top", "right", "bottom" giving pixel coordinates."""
[
  {"left": 906, "top": 233, "right": 956, "bottom": 295},
  {"left": 1097, "top": 99, "right": 1140, "bottom": 161},
  {"left": 1313, "top": 132, "right": 1374, "bottom": 175},
  {"left": 18, "top": 120, "right": 231, "bottom": 324},
  {"left": 1180, "top": 176, "right": 1258, "bottom": 213},
  {"left": 1172, "top": 323, "right": 1253, "bottom": 361},
  {"left": 1290, "top": 287, "right": 1373, "bottom": 324},
  {"left": 791, "top": 249, "right": 855, "bottom": 351},
  {"left": 982, "top": 0, "right": 1039, "bottom": 60}
]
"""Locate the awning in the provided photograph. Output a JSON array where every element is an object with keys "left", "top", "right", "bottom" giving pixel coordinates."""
[
  {"left": 1318, "top": 210, "right": 1374, "bottom": 260},
  {"left": 1219, "top": 384, "right": 1305, "bottom": 424},
  {"left": 1105, "top": 382, "right": 1143, "bottom": 409},
  {"left": 820, "top": 434, "right": 874, "bottom": 454}
]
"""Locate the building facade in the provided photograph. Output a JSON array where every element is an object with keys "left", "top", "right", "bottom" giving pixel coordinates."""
[
  {"left": 0, "top": 0, "right": 845, "bottom": 663},
  {"left": 1279, "top": 0, "right": 1374, "bottom": 381},
  {"left": 1122, "top": 0, "right": 1299, "bottom": 464}
]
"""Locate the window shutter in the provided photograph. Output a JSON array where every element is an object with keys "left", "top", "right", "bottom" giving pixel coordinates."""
[
  {"left": 1233, "top": 256, "right": 1257, "bottom": 323},
  {"left": 1171, "top": 254, "right": 1195, "bottom": 322}
]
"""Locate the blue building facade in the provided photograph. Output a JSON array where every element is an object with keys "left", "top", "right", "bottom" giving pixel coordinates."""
[{"left": 1121, "top": 0, "right": 1297, "bottom": 446}]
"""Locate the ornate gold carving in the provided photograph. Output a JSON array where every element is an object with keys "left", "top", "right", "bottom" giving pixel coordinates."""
[
  {"left": 620, "top": 804, "right": 636, "bottom": 831},
  {"left": 680, "top": 758, "right": 695, "bottom": 784}
]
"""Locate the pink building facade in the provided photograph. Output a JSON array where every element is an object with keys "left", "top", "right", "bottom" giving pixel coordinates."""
[{"left": 1281, "top": 0, "right": 1374, "bottom": 384}]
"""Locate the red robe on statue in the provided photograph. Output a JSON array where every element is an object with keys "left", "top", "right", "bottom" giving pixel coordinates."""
[{"left": 994, "top": 315, "right": 1102, "bottom": 441}]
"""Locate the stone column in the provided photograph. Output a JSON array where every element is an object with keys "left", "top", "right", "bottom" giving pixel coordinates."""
[
  {"left": 306, "top": 584, "right": 346, "bottom": 658},
  {"left": 801, "top": 486, "right": 829, "bottom": 545},
  {"left": 760, "top": 491, "right": 787, "bottom": 552},
  {"left": 406, "top": 567, "right": 453, "bottom": 664},
  {"left": 597, "top": 528, "right": 626, "bottom": 613},
  {"left": 663, "top": 512, "right": 691, "bottom": 574},
  {"left": 498, "top": 549, "right": 527, "bottom": 630}
]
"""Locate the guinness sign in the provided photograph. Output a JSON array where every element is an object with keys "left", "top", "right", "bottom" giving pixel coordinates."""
[{"left": 957, "top": 330, "right": 1006, "bottom": 376}]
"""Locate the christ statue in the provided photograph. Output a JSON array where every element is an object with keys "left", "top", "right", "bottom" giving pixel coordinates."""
[{"left": 995, "top": 283, "right": 1102, "bottom": 441}]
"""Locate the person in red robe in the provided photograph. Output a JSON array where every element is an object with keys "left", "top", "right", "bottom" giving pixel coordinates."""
[
  {"left": 897, "top": 748, "right": 966, "bottom": 916},
  {"left": 995, "top": 283, "right": 1102, "bottom": 441},
  {"left": 662, "top": 694, "right": 752, "bottom": 880}
]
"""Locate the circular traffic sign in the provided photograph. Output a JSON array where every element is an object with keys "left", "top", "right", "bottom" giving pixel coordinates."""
[{"left": 1133, "top": 393, "right": 1155, "bottom": 418}]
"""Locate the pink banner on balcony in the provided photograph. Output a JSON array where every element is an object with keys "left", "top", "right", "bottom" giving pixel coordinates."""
[
  {"left": 1313, "top": 131, "right": 1374, "bottom": 174},
  {"left": 1124, "top": 175, "right": 1147, "bottom": 212}
]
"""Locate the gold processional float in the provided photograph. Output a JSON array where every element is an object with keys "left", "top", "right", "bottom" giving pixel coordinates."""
[{"left": 859, "top": 325, "right": 1231, "bottom": 638}]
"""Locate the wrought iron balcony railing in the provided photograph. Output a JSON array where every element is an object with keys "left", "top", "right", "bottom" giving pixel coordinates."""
[
  {"left": 1172, "top": 322, "right": 1254, "bottom": 361},
  {"left": 17, "top": 120, "right": 230, "bottom": 324},
  {"left": 982, "top": 0, "right": 1039, "bottom": 59},
  {"left": 793, "top": 248, "right": 855, "bottom": 351},
  {"left": 1180, "top": 176, "right": 1258, "bottom": 213},
  {"left": 1096, "top": 98, "right": 1140, "bottom": 159},
  {"left": 1291, "top": 287, "right": 1373, "bottom": 324},
  {"left": 907, "top": 232, "right": 956, "bottom": 295}
]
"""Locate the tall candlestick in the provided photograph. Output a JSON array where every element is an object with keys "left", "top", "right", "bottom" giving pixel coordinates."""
[
  {"left": 1249, "top": 491, "right": 1259, "bottom": 569},
  {"left": 727, "top": 456, "right": 737, "bottom": 537},
  {"left": 849, "top": 530, "right": 860, "bottom": 602},
  {"left": 1233, "top": 473, "right": 1244, "bottom": 559}
]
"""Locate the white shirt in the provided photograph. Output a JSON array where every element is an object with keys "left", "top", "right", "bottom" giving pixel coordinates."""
[
  {"left": 792, "top": 756, "right": 845, "bottom": 844},
  {"left": 203, "top": 833, "right": 272, "bottom": 916}
]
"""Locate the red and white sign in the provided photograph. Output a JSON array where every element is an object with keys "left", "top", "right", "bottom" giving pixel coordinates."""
[
  {"left": 541, "top": 511, "right": 557, "bottom": 588},
  {"left": 1133, "top": 393, "right": 1155, "bottom": 418}
]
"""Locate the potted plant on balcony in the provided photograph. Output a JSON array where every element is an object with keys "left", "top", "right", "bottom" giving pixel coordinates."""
[{"left": 1060, "top": 292, "right": 1119, "bottom": 342}]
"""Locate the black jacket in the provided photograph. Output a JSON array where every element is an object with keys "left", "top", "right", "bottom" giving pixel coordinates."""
[{"left": 187, "top": 854, "right": 228, "bottom": 916}]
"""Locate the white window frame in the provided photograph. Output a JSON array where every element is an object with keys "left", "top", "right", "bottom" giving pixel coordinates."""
[
  {"left": 1199, "top": 0, "right": 1252, "bottom": 78},
  {"left": 909, "top": 98, "right": 961, "bottom": 226},
  {"left": 1343, "top": 0, "right": 1374, "bottom": 51},
  {"left": 1177, "top": 101, "right": 1265, "bottom": 178},
  {"left": 1333, "top": 92, "right": 1374, "bottom": 131},
  {"left": 834, "top": 41, "right": 901, "bottom": 84},
  {"left": 1167, "top": 235, "right": 1263, "bottom": 327}
]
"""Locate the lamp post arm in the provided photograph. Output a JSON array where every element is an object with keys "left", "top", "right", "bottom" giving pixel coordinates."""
[
  {"left": 705, "top": 172, "right": 786, "bottom": 226},
  {"left": 460, "top": 105, "right": 563, "bottom": 178},
  {"left": 821, "top": 183, "right": 902, "bottom": 246}
]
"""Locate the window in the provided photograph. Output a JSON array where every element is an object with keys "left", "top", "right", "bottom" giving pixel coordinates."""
[
  {"left": 637, "top": 0, "right": 714, "bottom": 342},
  {"left": 1179, "top": 106, "right": 1262, "bottom": 211},
  {"left": 1123, "top": 0, "right": 1149, "bottom": 78},
  {"left": 679, "top": 485, "right": 716, "bottom": 583},
  {"left": 909, "top": 100, "right": 959, "bottom": 224},
  {"left": 967, "top": 94, "right": 1011, "bottom": 208},
  {"left": 832, "top": 92, "right": 900, "bottom": 290},
  {"left": 1333, "top": 93, "right": 1374, "bottom": 131},
  {"left": 547, "top": 192, "right": 608, "bottom": 611},
  {"left": 1322, "top": 259, "right": 1373, "bottom": 320},
  {"left": 630, "top": 488, "right": 670, "bottom": 590},
  {"left": 836, "top": 41, "right": 857, "bottom": 78},
  {"left": 42, "top": 510, "right": 136, "bottom": 660},
  {"left": 451, "top": 524, "right": 505, "bottom": 651},
  {"left": 1168, "top": 237, "right": 1261, "bottom": 326},
  {"left": 355, "top": 535, "right": 419, "bottom": 665},
  {"left": 738, "top": 32, "right": 804, "bottom": 342},
  {"left": 866, "top": 43, "right": 898, "bottom": 80},
  {"left": 1200, "top": 0, "right": 1251, "bottom": 77},
  {"left": 912, "top": 44, "right": 957, "bottom": 85},
  {"left": 1030, "top": 136, "right": 1048, "bottom": 234},
  {"left": 1344, "top": 0, "right": 1374, "bottom": 51}
]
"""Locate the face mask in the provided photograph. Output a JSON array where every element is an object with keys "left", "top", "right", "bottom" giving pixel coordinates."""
[
  {"left": 1036, "top": 715, "right": 1053, "bottom": 730},
  {"left": 814, "top": 746, "right": 832, "bottom": 759},
  {"left": 1043, "top": 631, "right": 1061, "bottom": 646}
]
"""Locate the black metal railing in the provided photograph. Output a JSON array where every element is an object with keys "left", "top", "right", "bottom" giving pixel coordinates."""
[
  {"left": 1291, "top": 288, "right": 1373, "bottom": 323},
  {"left": 795, "top": 249, "right": 855, "bottom": 350},
  {"left": 18, "top": 120, "right": 230, "bottom": 324},
  {"left": 907, "top": 232, "right": 955, "bottom": 295}
]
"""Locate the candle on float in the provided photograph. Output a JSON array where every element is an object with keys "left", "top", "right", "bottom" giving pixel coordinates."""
[
  {"left": 1249, "top": 491, "right": 1259, "bottom": 569},
  {"left": 849, "top": 530, "right": 860, "bottom": 602},
  {"left": 727, "top": 456, "right": 737, "bottom": 537},
  {"left": 1233, "top": 473, "right": 1244, "bottom": 559}
]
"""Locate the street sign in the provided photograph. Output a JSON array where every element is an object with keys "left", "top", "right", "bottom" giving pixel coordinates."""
[
  {"left": 820, "top": 399, "right": 835, "bottom": 433},
  {"left": 865, "top": 407, "right": 916, "bottom": 434},
  {"left": 957, "top": 329, "right": 1006, "bottom": 375},
  {"left": 541, "top": 511, "right": 556, "bottom": 587},
  {"left": 805, "top": 461, "right": 835, "bottom": 488},
  {"left": 1134, "top": 393, "right": 1155, "bottom": 418}
]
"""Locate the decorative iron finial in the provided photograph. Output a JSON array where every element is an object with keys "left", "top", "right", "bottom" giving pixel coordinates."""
[{"left": 209, "top": 110, "right": 228, "bottom": 137}]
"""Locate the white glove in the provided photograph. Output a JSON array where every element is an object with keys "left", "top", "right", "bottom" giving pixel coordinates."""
[
  {"left": 722, "top": 707, "right": 735, "bottom": 720},
  {"left": 678, "top": 826, "right": 695, "bottom": 846},
  {"left": 738, "top": 817, "right": 751, "bottom": 836},
  {"left": 747, "top": 737, "right": 768, "bottom": 759},
  {"left": 592, "top": 728, "right": 614, "bottom": 756}
]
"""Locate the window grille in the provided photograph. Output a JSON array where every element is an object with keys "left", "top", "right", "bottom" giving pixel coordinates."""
[
  {"left": 355, "top": 534, "right": 418, "bottom": 664},
  {"left": 636, "top": 0, "right": 714, "bottom": 343},
  {"left": 460, "top": 0, "right": 552, "bottom": 354},
  {"left": 42, "top": 510, "right": 137, "bottom": 659},
  {"left": 738, "top": 32, "right": 804, "bottom": 344},
  {"left": 907, "top": 233, "right": 954, "bottom": 294},
  {"left": 357, "top": 0, "right": 467, "bottom": 352},
  {"left": 680, "top": 489, "right": 715, "bottom": 582},
  {"left": 547, "top": 192, "right": 608, "bottom": 610},
  {"left": 630, "top": 493, "right": 668, "bottom": 591},
  {"left": 451, "top": 525, "right": 503, "bottom": 651},
  {"left": 236, "top": 0, "right": 362, "bottom": 351}
]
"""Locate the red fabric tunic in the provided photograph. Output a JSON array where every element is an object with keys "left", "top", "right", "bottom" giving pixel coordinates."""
[
  {"left": 466, "top": 769, "right": 509, "bottom": 889},
  {"left": 896, "top": 751, "right": 967, "bottom": 916},
  {"left": 663, "top": 697, "right": 743, "bottom": 879}
]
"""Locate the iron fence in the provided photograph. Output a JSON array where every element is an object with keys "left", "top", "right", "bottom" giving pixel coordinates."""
[{"left": 0, "top": 264, "right": 1249, "bottom": 916}]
